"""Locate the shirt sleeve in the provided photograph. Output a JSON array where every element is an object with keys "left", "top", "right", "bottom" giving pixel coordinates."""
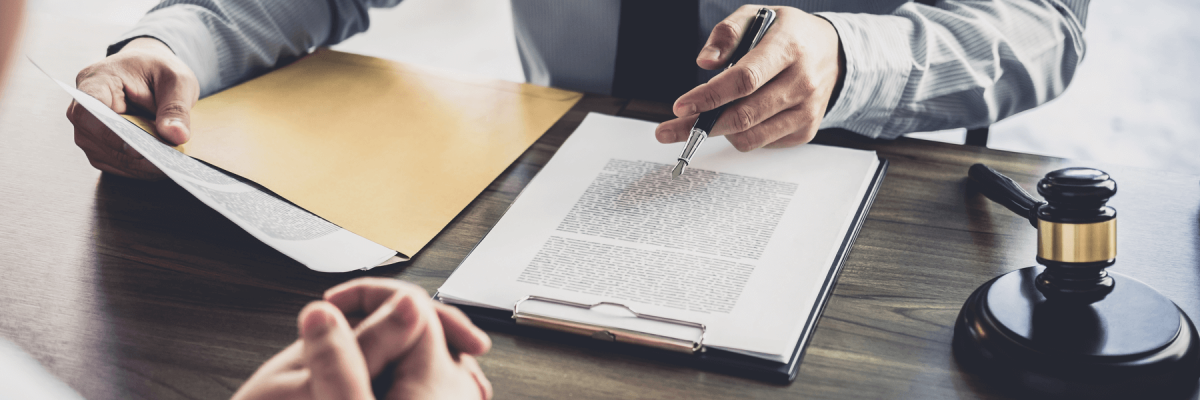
[
  {"left": 108, "top": 0, "right": 403, "bottom": 97},
  {"left": 815, "top": 0, "right": 1089, "bottom": 139}
]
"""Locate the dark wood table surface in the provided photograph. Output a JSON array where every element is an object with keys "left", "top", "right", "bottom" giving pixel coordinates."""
[{"left": 3, "top": 12, "right": 1199, "bottom": 400}]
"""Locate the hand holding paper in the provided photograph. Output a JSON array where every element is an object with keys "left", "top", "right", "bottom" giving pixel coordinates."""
[
  {"left": 54, "top": 49, "right": 581, "bottom": 268},
  {"left": 66, "top": 37, "right": 199, "bottom": 180}
]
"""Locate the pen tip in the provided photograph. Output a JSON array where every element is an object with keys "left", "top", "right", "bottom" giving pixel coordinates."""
[{"left": 671, "top": 160, "right": 686, "bottom": 178}]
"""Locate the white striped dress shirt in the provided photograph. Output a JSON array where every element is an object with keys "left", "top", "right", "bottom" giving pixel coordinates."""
[{"left": 110, "top": 0, "right": 1089, "bottom": 139}]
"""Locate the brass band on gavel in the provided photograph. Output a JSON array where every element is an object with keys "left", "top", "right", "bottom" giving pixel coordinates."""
[{"left": 1037, "top": 219, "right": 1117, "bottom": 263}]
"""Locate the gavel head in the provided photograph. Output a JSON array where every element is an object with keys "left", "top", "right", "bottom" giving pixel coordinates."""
[{"left": 1033, "top": 168, "right": 1118, "bottom": 303}]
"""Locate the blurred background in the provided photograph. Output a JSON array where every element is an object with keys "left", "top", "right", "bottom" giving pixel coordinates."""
[{"left": 14, "top": 0, "right": 1200, "bottom": 175}]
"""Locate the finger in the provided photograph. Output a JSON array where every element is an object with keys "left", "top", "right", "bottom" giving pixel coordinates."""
[
  {"left": 87, "top": 159, "right": 139, "bottom": 180},
  {"left": 351, "top": 292, "right": 433, "bottom": 377},
  {"left": 65, "top": 100, "right": 76, "bottom": 124},
  {"left": 92, "top": 153, "right": 165, "bottom": 181},
  {"left": 75, "top": 70, "right": 127, "bottom": 113},
  {"left": 392, "top": 297, "right": 450, "bottom": 376},
  {"left": 326, "top": 278, "right": 489, "bottom": 356},
  {"left": 653, "top": 115, "right": 699, "bottom": 144},
  {"left": 434, "top": 303, "right": 490, "bottom": 355},
  {"left": 708, "top": 67, "right": 805, "bottom": 137},
  {"left": 71, "top": 108, "right": 128, "bottom": 154},
  {"left": 73, "top": 124, "right": 144, "bottom": 161},
  {"left": 656, "top": 66, "right": 804, "bottom": 143},
  {"left": 674, "top": 25, "right": 793, "bottom": 117},
  {"left": 68, "top": 91, "right": 151, "bottom": 176},
  {"left": 90, "top": 159, "right": 167, "bottom": 181},
  {"left": 74, "top": 130, "right": 167, "bottom": 180},
  {"left": 74, "top": 129, "right": 165, "bottom": 180},
  {"left": 696, "top": 5, "right": 763, "bottom": 70},
  {"left": 723, "top": 107, "right": 818, "bottom": 152},
  {"left": 299, "top": 301, "right": 373, "bottom": 400},
  {"left": 459, "top": 354, "right": 492, "bottom": 400},
  {"left": 150, "top": 67, "right": 198, "bottom": 145},
  {"left": 70, "top": 75, "right": 138, "bottom": 158},
  {"left": 325, "top": 278, "right": 426, "bottom": 317}
]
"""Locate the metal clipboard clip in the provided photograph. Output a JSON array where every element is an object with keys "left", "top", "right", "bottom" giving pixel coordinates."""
[{"left": 512, "top": 295, "right": 706, "bottom": 354}]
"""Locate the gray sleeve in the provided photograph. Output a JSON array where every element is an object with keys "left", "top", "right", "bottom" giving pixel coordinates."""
[
  {"left": 109, "top": 0, "right": 403, "bottom": 97},
  {"left": 815, "top": 0, "right": 1089, "bottom": 139}
]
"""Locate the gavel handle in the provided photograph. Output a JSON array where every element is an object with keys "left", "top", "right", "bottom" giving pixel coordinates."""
[{"left": 968, "top": 164, "right": 1043, "bottom": 228}]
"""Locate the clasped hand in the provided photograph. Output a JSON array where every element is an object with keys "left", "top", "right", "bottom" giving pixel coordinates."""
[{"left": 232, "top": 278, "right": 493, "bottom": 400}]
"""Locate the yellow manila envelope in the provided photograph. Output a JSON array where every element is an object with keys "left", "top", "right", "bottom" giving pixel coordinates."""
[{"left": 128, "top": 49, "right": 581, "bottom": 257}]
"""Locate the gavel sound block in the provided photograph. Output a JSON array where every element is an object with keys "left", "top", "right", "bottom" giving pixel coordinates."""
[{"left": 954, "top": 164, "right": 1200, "bottom": 398}]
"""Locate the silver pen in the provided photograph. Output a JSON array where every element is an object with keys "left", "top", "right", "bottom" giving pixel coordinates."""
[{"left": 672, "top": 8, "right": 776, "bottom": 178}]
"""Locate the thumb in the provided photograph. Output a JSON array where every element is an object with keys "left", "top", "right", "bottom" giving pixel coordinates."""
[
  {"left": 434, "top": 302, "right": 491, "bottom": 356},
  {"left": 151, "top": 68, "right": 198, "bottom": 145},
  {"left": 299, "top": 301, "right": 374, "bottom": 400},
  {"left": 697, "top": 6, "right": 762, "bottom": 69}
]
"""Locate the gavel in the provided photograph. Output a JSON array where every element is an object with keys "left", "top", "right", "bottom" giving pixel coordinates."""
[{"left": 953, "top": 164, "right": 1200, "bottom": 398}]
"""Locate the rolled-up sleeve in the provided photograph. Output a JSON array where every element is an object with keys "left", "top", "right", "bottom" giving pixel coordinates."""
[
  {"left": 816, "top": 0, "right": 1089, "bottom": 139},
  {"left": 109, "top": 0, "right": 402, "bottom": 98}
]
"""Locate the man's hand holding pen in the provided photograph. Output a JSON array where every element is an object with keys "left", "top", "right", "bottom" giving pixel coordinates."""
[{"left": 656, "top": 5, "right": 845, "bottom": 152}]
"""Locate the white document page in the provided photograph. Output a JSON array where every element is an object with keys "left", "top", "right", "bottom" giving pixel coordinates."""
[
  {"left": 50, "top": 76, "right": 400, "bottom": 272},
  {"left": 438, "top": 113, "right": 879, "bottom": 362}
]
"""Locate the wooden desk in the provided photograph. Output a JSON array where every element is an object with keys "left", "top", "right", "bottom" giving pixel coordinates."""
[{"left": 3, "top": 13, "right": 1199, "bottom": 400}]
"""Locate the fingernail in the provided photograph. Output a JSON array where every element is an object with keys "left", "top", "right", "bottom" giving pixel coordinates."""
[
  {"left": 676, "top": 103, "right": 696, "bottom": 116},
  {"left": 301, "top": 307, "right": 335, "bottom": 338},
  {"left": 698, "top": 46, "right": 720, "bottom": 62},
  {"left": 167, "top": 119, "right": 190, "bottom": 142}
]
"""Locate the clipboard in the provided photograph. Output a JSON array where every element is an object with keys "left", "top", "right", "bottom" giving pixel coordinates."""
[{"left": 436, "top": 158, "right": 889, "bottom": 384}]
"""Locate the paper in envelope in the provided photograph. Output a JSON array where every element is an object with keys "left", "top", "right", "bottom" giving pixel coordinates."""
[{"left": 130, "top": 49, "right": 582, "bottom": 258}]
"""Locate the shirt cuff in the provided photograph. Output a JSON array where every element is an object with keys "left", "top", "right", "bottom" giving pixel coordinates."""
[
  {"left": 108, "top": 5, "right": 222, "bottom": 97},
  {"left": 814, "top": 12, "right": 913, "bottom": 139}
]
